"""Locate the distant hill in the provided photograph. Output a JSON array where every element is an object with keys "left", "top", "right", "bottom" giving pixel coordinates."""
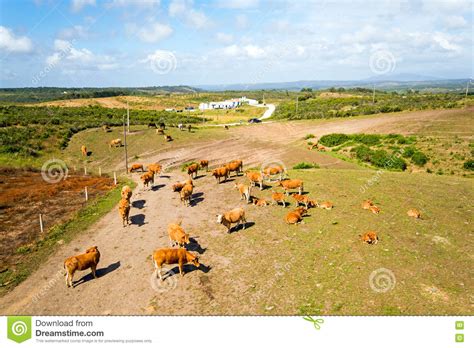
[{"left": 196, "top": 78, "right": 470, "bottom": 92}]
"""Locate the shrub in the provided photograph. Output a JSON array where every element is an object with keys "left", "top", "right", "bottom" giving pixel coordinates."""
[
  {"left": 304, "top": 134, "right": 315, "bottom": 140},
  {"left": 370, "top": 150, "right": 407, "bottom": 171},
  {"left": 463, "top": 160, "right": 474, "bottom": 171},
  {"left": 320, "top": 133, "right": 350, "bottom": 147},
  {"left": 411, "top": 151, "right": 429, "bottom": 166},
  {"left": 402, "top": 146, "right": 417, "bottom": 158},
  {"left": 293, "top": 162, "right": 319, "bottom": 169},
  {"left": 352, "top": 145, "right": 373, "bottom": 161},
  {"left": 352, "top": 134, "right": 381, "bottom": 146}
]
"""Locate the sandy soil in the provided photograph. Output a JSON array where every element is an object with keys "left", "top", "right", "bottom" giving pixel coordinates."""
[{"left": 0, "top": 108, "right": 470, "bottom": 315}]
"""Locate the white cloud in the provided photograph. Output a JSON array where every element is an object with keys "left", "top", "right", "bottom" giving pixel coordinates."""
[
  {"left": 432, "top": 32, "right": 462, "bottom": 53},
  {"left": 222, "top": 44, "right": 240, "bottom": 56},
  {"left": 220, "top": 43, "right": 266, "bottom": 59},
  {"left": 442, "top": 15, "right": 467, "bottom": 29},
  {"left": 0, "top": 26, "right": 33, "bottom": 53},
  {"left": 235, "top": 14, "right": 249, "bottom": 29},
  {"left": 71, "top": 0, "right": 96, "bottom": 12},
  {"left": 216, "top": 32, "right": 233, "bottom": 44},
  {"left": 58, "top": 25, "right": 89, "bottom": 39},
  {"left": 169, "top": 0, "right": 211, "bottom": 29},
  {"left": 216, "top": 0, "right": 259, "bottom": 9},
  {"left": 107, "top": 0, "right": 160, "bottom": 7},
  {"left": 46, "top": 39, "right": 118, "bottom": 71},
  {"left": 128, "top": 22, "right": 173, "bottom": 43},
  {"left": 243, "top": 44, "right": 266, "bottom": 59}
]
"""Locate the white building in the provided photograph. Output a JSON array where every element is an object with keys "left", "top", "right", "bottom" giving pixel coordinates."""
[{"left": 199, "top": 96, "right": 259, "bottom": 111}]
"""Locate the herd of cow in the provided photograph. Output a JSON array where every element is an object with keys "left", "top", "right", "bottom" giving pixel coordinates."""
[{"left": 63, "top": 156, "right": 423, "bottom": 288}]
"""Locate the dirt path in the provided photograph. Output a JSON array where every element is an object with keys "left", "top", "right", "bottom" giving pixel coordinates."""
[{"left": 0, "top": 108, "right": 469, "bottom": 315}]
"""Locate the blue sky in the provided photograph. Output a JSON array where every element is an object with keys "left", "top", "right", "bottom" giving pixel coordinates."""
[{"left": 0, "top": 0, "right": 472, "bottom": 87}]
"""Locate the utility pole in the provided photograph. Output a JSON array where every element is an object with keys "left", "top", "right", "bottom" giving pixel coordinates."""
[
  {"left": 295, "top": 94, "right": 299, "bottom": 117},
  {"left": 127, "top": 101, "right": 130, "bottom": 133},
  {"left": 123, "top": 114, "right": 128, "bottom": 173}
]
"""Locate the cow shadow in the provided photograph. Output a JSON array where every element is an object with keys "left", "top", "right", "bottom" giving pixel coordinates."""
[
  {"left": 186, "top": 238, "right": 207, "bottom": 254},
  {"left": 74, "top": 261, "right": 121, "bottom": 287},
  {"left": 229, "top": 221, "right": 255, "bottom": 234},
  {"left": 130, "top": 214, "right": 146, "bottom": 226},
  {"left": 190, "top": 192, "right": 204, "bottom": 207},
  {"left": 151, "top": 184, "right": 165, "bottom": 191},
  {"left": 86, "top": 151, "right": 93, "bottom": 156},
  {"left": 132, "top": 200, "right": 146, "bottom": 209},
  {"left": 159, "top": 175, "right": 171, "bottom": 179},
  {"left": 162, "top": 263, "right": 211, "bottom": 280},
  {"left": 193, "top": 174, "right": 206, "bottom": 180}
]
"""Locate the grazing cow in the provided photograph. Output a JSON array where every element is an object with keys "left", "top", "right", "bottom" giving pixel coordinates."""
[
  {"left": 64, "top": 246, "right": 100, "bottom": 288},
  {"left": 152, "top": 248, "right": 200, "bottom": 281},
  {"left": 188, "top": 124, "right": 192, "bottom": 132},
  {"left": 199, "top": 160, "right": 209, "bottom": 172},
  {"left": 121, "top": 185, "right": 132, "bottom": 201},
  {"left": 212, "top": 167, "right": 229, "bottom": 183},
  {"left": 262, "top": 165, "right": 285, "bottom": 181},
  {"left": 187, "top": 163, "right": 199, "bottom": 179},
  {"left": 168, "top": 222, "right": 190, "bottom": 248},
  {"left": 308, "top": 199, "right": 318, "bottom": 208},
  {"left": 369, "top": 205, "right": 380, "bottom": 214},
  {"left": 407, "top": 208, "right": 422, "bottom": 219},
  {"left": 291, "top": 193, "right": 313, "bottom": 209},
  {"left": 156, "top": 128, "right": 165, "bottom": 135},
  {"left": 172, "top": 182, "right": 185, "bottom": 192},
  {"left": 81, "top": 145, "right": 87, "bottom": 156},
  {"left": 118, "top": 198, "right": 131, "bottom": 227},
  {"left": 102, "top": 125, "right": 111, "bottom": 132},
  {"left": 180, "top": 183, "right": 193, "bottom": 206},
  {"left": 226, "top": 160, "right": 243, "bottom": 177},
  {"left": 246, "top": 171, "right": 263, "bottom": 190},
  {"left": 109, "top": 138, "right": 122, "bottom": 148},
  {"left": 148, "top": 122, "right": 157, "bottom": 129},
  {"left": 307, "top": 142, "right": 319, "bottom": 150},
  {"left": 164, "top": 135, "right": 173, "bottom": 142},
  {"left": 216, "top": 208, "right": 247, "bottom": 233},
  {"left": 234, "top": 183, "right": 251, "bottom": 203},
  {"left": 361, "top": 200, "right": 374, "bottom": 210},
  {"left": 271, "top": 191, "right": 287, "bottom": 206},
  {"left": 252, "top": 197, "right": 269, "bottom": 206},
  {"left": 159, "top": 122, "right": 166, "bottom": 130},
  {"left": 147, "top": 163, "right": 162, "bottom": 176},
  {"left": 285, "top": 207, "right": 307, "bottom": 224},
  {"left": 224, "top": 125, "right": 229, "bottom": 130},
  {"left": 360, "top": 231, "right": 379, "bottom": 245},
  {"left": 141, "top": 171, "right": 154, "bottom": 188},
  {"left": 318, "top": 201, "right": 334, "bottom": 210},
  {"left": 277, "top": 179, "right": 304, "bottom": 195},
  {"left": 129, "top": 163, "right": 144, "bottom": 173}
]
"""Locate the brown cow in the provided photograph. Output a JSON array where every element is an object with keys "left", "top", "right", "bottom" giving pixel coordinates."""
[
  {"left": 147, "top": 163, "right": 162, "bottom": 175},
  {"left": 234, "top": 183, "right": 251, "bottom": 203},
  {"left": 285, "top": 207, "right": 307, "bottom": 224},
  {"left": 291, "top": 193, "right": 313, "bottom": 209},
  {"left": 81, "top": 145, "right": 87, "bottom": 156},
  {"left": 164, "top": 135, "right": 173, "bottom": 142},
  {"left": 121, "top": 185, "right": 132, "bottom": 201},
  {"left": 271, "top": 191, "right": 287, "bottom": 206},
  {"left": 64, "top": 246, "right": 100, "bottom": 288},
  {"left": 226, "top": 160, "right": 243, "bottom": 177},
  {"left": 199, "top": 160, "right": 209, "bottom": 172},
  {"left": 277, "top": 179, "right": 304, "bottom": 195},
  {"left": 360, "top": 231, "right": 379, "bottom": 245},
  {"left": 129, "top": 163, "right": 144, "bottom": 173},
  {"left": 109, "top": 138, "right": 122, "bottom": 148},
  {"left": 180, "top": 183, "right": 193, "bottom": 206},
  {"left": 212, "top": 167, "right": 229, "bottom": 183},
  {"left": 407, "top": 208, "right": 422, "bottom": 219},
  {"left": 319, "top": 201, "right": 334, "bottom": 210},
  {"left": 152, "top": 248, "right": 200, "bottom": 280},
  {"left": 168, "top": 222, "right": 190, "bottom": 248},
  {"left": 216, "top": 207, "right": 247, "bottom": 233},
  {"left": 262, "top": 165, "right": 285, "bottom": 181},
  {"left": 361, "top": 200, "right": 374, "bottom": 210},
  {"left": 118, "top": 198, "right": 131, "bottom": 227},
  {"left": 246, "top": 171, "right": 263, "bottom": 190},
  {"left": 187, "top": 163, "right": 199, "bottom": 179},
  {"left": 252, "top": 197, "right": 269, "bottom": 206},
  {"left": 141, "top": 171, "right": 154, "bottom": 188}
]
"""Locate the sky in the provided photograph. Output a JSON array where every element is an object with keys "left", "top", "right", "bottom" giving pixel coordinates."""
[{"left": 0, "top": 0, "right": 472, "bottom": 87}]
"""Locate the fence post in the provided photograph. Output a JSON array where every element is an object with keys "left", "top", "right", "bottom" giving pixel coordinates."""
[
  {"left": 84, "top": 166, "right": 87, "bottom": 175},
  {"left": 39, "top": 214, "right": 44, "bottom": 233},
  {"left": 114, "top": 172, "right": 117, "bottom": 185},
  {"left": 85, "top": 187, "right": 88, "bottom": 201},
  {"left": 99, "top": 167, "right": 102, "bottom": 176}
]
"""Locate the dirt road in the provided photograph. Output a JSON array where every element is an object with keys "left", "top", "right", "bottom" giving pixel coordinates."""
[{"left": 0, "top": 108, "right": 469, "bottom": 315}]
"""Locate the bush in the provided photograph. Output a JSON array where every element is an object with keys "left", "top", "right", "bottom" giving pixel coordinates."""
[
  {"left": 463, "top": 160, "right": 474, "bottom": 171},
  {"left": 402, "top": 146, "right": 417, "bottom": 158},
  {"left": 370, "top": 150, "right": 407, "bottom": 171},
  {"left": 293, "top": 162, "right": 319, "bottom": 169},
  {"left": 320, "top": 133, "right": 350, "bottom": 147},
  {"left": 411, "top": 151, "right": 429, "bottom": 166},
  {"left": 304, "top": 134, "right": 315, "bottom": 140},
  {"left": 352, "top": 145, "right": 373, "bottom": 161},
  {"left": 352, "top": 134, "right": 381, "bottom": 146}
]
